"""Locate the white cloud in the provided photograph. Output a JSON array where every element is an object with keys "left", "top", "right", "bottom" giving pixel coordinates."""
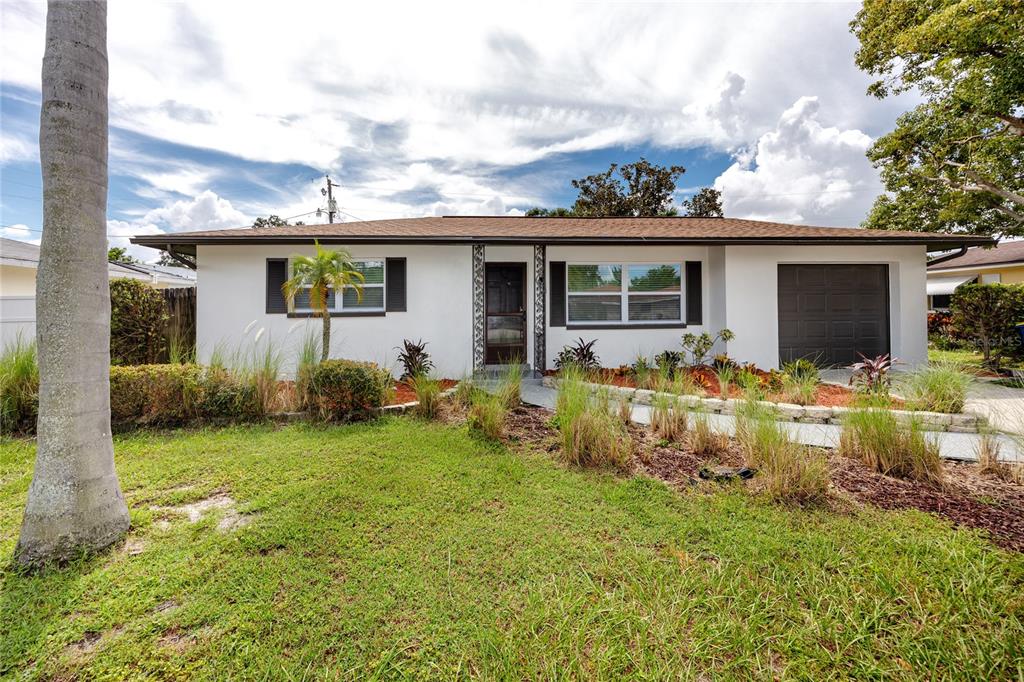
[
  {"left": 0, "top": 223, "right": 39, "bottom": 244},
  {"left": 141, "top": 190, "right": 247, "bottom": 231},
  {"left": 1, "top": 1, "right": 916, "bottom": 226},
  {"left": 714, "top": 97, "right": 879, "bottom": 226},
  {"left": 106, "top": 190, "right": 247, "bottom": 261},
  {"left": 0, "top": 135, "right": 35, "bottom": 164}
]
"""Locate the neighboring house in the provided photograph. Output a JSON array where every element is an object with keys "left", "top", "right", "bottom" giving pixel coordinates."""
[
  {"left": 926, "top": 241, "right": 1024, "bottom": 310},
  {"left": 0, "top": 237, "right": 195, "bottom": 348},
  {"left": 131, "top": 216, "right": 989, "bottom": 376}
]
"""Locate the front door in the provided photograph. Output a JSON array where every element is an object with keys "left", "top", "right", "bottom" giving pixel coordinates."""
[{"left": 485, "top": 263, "right": 527, "bottom": 364}]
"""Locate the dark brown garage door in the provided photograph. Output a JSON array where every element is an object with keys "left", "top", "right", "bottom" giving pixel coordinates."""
[{"left": 778, "top": 264, "right": 889, "bottom": 367}]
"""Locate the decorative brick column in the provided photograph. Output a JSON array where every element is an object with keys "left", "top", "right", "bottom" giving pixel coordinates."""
[
  {"left": 472, "top": 244, "right": 485, "bottom": 371},
  {"left": 533, "top": 245, "right": 546, "bottom": 374}
]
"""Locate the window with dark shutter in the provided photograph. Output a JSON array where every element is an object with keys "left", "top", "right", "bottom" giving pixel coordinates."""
[
  {"left": 266, "top": 258, "right": 288, "bottom": 314},
  {"left": 685, "top": 260, "right": 702, "bottom": 325},
  {"left": 549, "top": 261, "right": 566, "bottom": 327},
  {"left": 386, "top": 258, "right": 407, "bottom": 312}
]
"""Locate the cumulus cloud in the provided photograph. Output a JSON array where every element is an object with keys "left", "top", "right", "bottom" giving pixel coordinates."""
[
  {"left": 1, "top": 1, "right": 914, "bottom": 228},
  {"left": 106, "top": 190, "right": 248, "bottom": 261},
  {"left": 0, "top": 223, "right": 39, "bottom": 244},
  {"left": 714, "top": 97, "right": 878, "bottom": 226}
]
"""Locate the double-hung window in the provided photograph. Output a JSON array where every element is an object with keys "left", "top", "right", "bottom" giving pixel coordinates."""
[
  {"left": 290, "top": 259, "right": 386, "bottom": 313},
  {"left": 567, "top": 263, "right": 682, "bottom": 324}
]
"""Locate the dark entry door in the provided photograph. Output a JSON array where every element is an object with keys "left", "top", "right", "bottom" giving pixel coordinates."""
[
  {"left": 778, "top": 264, "right": 889, "bottom": 367},
  {"left": 485, "top": 263, "right": 527, "bottom": 364}
]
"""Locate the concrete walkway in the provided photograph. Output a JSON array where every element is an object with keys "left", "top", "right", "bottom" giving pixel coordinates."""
[
  {"left": 517, "top": 380, "right": 1024, "bottom": 463},
  {"left": 963, "top": 379, "right": 1024, "bottom": 435}
]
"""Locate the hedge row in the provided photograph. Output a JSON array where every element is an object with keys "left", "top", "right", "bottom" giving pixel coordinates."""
[{"left": 3, "top": 359, "right": 394, "bottom": 436}]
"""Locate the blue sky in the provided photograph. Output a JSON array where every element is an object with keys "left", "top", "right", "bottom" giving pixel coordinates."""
[{"left": 0, "top": 1, "right": 915, "bottom": 261}]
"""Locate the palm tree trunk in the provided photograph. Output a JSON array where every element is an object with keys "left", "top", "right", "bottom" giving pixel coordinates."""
[
  {"left": 321, "top": 311, "right": 331, "bottom": 362},
  {"left": 15, "top": 0, "right": 129, "bottom": 566}
]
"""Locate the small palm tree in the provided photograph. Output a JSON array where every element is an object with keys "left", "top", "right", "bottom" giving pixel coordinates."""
[{"left": 283, "top": 241, "right": 365, "bottom": 362}]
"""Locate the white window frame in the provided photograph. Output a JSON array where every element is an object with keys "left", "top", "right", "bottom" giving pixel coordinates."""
[
  {"left": 566, "top": 261, "right": 684, "bottom": 326},
  {"left": 288, "top": 257, "right": 386, "bottom": 313}
]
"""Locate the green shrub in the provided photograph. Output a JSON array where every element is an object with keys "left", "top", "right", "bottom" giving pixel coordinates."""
[
  {"left": 468, "top": 391, "right": 506, "bottom": 439},
  {"left": 901, "top": 362, "right": 972, "bottom": 413},
  {"left": 839, "top": 409, "right": 944, "bottom": 486},
  {"left": 782, "top": 358, "right": 819, "bottom": 383},
  {"left": 411, "top": 375, "right": 442, "bottom": 419},
  {"left": 110, "top": 279, "right": 168, "bottom": 365},
  {"left": 0, "top": 338, "right": 38, "bottom": 435},
  {"left": 308, "top": 359, "right": 391, "bottom": 421},
  {"left": 950, "top": 283, "right": 1024, "bottom": 369},
  {"left": 109, "top": 364, "right": 203, "bottom": 427},
  {"left": 198, "top": 366, "right": 262, "bottom": 421}
]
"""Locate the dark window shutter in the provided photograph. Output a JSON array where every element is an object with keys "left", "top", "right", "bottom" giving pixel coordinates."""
[
  {"left": 266, "top": 258, "right": 288, "bottom": 314},
  {"left": 549, "top": 261, "right": 566, "bottom": 327},
  {"left": 386, "top": 258, "right": 407, "bottom": 312},
  {"left": 685, "top": 260, "right": 702, "bottom": 325}
]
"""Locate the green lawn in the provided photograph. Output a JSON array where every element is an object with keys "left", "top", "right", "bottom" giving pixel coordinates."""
[
  {"left": 1, "top": 420, "right": 1022, "bottom": 679},
  {"left": 928, "top": 347, "right": 988, "bottom": 368}
]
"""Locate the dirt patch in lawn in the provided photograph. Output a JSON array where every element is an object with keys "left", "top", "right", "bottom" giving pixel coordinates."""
[
  {"left": 492, "top": 403, "right": 1024, "bottom": 552},
  {"left": 151, "top": 491, "right": 255, "bottom": 533}
]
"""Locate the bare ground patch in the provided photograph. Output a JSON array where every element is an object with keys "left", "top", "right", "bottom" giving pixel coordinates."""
[{"left": 151, "top": 491, "right": 256, "bottom": 532}]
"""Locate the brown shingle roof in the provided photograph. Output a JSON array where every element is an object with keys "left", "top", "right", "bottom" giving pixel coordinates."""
[
  {"left": 928, "top": 241, "right": 1024, "bottom": 271},
  {"left": 131, "top": 216, "right": 993, "bottom": 255}
]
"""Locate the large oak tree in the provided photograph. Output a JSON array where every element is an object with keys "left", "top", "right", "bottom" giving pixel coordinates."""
[{"left": 851, "top": 0, "right": 1024, "bottom": 236}]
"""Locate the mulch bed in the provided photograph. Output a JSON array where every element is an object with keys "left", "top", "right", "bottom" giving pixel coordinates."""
[
  {"left": 496, "top": 404, "right": 1024, "bottom": 553},
  {"left": 562, "top": 368, "right": 895, "bottom": 408},
  {"left": 387, "top": 379, "right": 458, "bottom": 406}
]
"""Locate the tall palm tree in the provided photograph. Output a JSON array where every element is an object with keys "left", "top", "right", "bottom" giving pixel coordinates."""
[
  {"left": 283, "top": 242, "right": 365, "bottom": 362},
  {"left": 16, "top": 0, "right": 130, "bottom": 565}
]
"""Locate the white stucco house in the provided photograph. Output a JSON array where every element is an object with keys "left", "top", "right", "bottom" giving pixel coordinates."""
[
  {"left": 130, "top": 216, "right": 990, "bottom": 377},
  {"left": 0, "top": 237, "right": 195, "bottom": 349}
]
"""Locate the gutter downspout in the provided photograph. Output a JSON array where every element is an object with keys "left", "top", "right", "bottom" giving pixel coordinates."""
[{"left": 926, "top": 246, "right": 968, "bottom": 268}]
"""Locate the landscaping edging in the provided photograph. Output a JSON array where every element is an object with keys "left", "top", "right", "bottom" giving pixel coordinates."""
[
  {"left": 540, "top": 376, "right": 984, "bottom": 433},
  {"left": 271, "top": 386, "right": 460, "bottom": 420}
]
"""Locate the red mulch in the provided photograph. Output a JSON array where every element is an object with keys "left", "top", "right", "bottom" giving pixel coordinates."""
[
  {"left": 387, "top": 379, "right": 458, "bottom": 406},
  {"left": 574, "top": 368, "right": 901, "bottom": 408},
  {"left": 496, "top": 404, "right": 1024, "bottom": 553}
]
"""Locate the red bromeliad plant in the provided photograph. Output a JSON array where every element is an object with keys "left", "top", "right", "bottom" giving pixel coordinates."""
[{"left": 849, "top": 354, "right": 895, "bottom": 395}]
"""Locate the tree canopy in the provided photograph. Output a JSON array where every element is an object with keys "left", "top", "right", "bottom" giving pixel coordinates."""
[
  {"left": 526, "top": 159, "right": 724, "bottom": 218},
  {"left": 851, "top": 0, "right": 1024, "bottom": 236},
  {"left": 107, "top": 246, "right": 138, "bottom": 263},
  {"left": 680, "top": 187, "right": 724, "bottom": 218}
]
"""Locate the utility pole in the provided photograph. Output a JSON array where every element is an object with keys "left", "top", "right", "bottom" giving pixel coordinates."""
[{"left": 321, "top": 174, "right": 339, "bottom": 223}]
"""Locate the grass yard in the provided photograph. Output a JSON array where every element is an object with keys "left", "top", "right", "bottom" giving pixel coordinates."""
[
  {"left": 1, "top": 419, "right": 1022, "bottom": 679},
  {"left": 928, "top": 347, "right": 988, "bottom": 368}
]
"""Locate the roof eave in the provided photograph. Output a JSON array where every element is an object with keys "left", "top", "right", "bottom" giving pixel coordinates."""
[{"left": 131, "top": 233, "right": 994, "bottom": 254}]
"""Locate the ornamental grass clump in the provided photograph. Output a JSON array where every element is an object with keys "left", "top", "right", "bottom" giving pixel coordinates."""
[
  {"left": 736, "top": 401, "right": 829, "bottom": 504},
  {"left": 0, "top": 337, "right": 38, "bottom": 435},
  {"left": 781, "top": 372, "right": 817, "bottom": 406},
  {"left": 651, "top": 392, "right": 687, "bottom": 442},
  {"left": 687, "top": 408, "right": 729, "bottom": 458},
  {"left": 839, "top": 408, "right": 944, "bottom": 486},
  {"left": 411, "top": 375, "right": 442, "bottom": 419},
  {"left": 468, "top": 391, "right": 506, "bottom": 439},
  {"left": 901, "top": 362, "right": 972, "bottom": 413},
  {"left": 496, "top": 362, "right": 522, "bottom": 409},
  {"left": 555, "top": 368, "right": 630, "bottom": 469}
]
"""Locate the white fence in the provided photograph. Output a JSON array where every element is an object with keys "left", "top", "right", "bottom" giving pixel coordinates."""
[{"left": 0, "top": 296, "right": 35, "bottom": 349}]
